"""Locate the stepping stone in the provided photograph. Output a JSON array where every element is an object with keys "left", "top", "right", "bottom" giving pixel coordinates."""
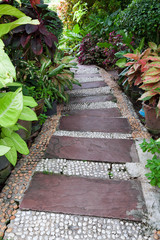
[
  {"left": 20, "top": 173, "right": 146, "bottom": 221},
  {"left": 72, "top": 81, "right": 107, "bottom": 90},
  {"left": 59, "top": 115, "right": 131, "bottom": 133},
  {"left": 45, "top": 136, "right": 139, "bottom": 163},
  {"left": 69, "top": 94, "right": 116, "bottom": 104},
  {"left": 64, "top": 108, "right": 122, "bottom": 118}
]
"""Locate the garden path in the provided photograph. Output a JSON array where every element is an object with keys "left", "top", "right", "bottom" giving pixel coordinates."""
[{"left": 4, "top": 64, "right": 153, "bottom": 240}]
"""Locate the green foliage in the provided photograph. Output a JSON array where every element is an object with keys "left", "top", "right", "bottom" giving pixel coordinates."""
[
  {"left": 140, "top": 138, "right": 160, "bottom": 187},
  {"left": 0, "top": 4, "right": 39, "bottom": 37},
  {"left": 38, "top": 113, "right": 48, "bottom": 125},
  {"left": 117, "top": 0, "right": 160, "bottom": 44},
  {"left": 73, "top": 1, "right": 88, "bottom": 23},
  {"left": 0, "top": 4, "right": 38, "bottom": 166}
]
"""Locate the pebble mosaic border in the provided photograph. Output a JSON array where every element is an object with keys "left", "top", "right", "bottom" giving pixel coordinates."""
[
  {"left": 35, "top": 158, "right": 131, "bottom": 180},
  {"left": 54, "top": 130, "right": 132, "bottom": 139},
  {"left": 66, "top": 86, "right": 111, "bottom": 96},
  {"left": 63, "top": 101, "right": 117, "bottom": 111},
  {"left": 4, "top": 210, "right": 152, "bottom": 240}
]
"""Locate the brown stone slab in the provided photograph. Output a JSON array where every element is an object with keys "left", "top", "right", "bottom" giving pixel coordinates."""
[
  {"left": 64, "top": 108, "right": 122, "bottom": 118},
  {"left": 45, "top": 136, "right": 139, "bottom": 163},
  {"left": 20, "top": 173, "right": 146, "bottom": 221},
  {"left": 59, "top": 115, "right": 131, "bottom": 133},
  {"left": 69, "top": 94, "right": 116, "bottom": 104},
  {"left": 72, "top": 81, "right": 107, "bottom": 90}
]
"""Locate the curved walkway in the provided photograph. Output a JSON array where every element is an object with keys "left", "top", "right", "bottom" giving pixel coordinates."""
[{"left": 1, "top": 64, "right": 160, "bottom": 240}]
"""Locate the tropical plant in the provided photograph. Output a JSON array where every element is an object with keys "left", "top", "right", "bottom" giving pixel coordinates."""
[
  {"left": 101, "top": 31, "right": 135, "bottom": 69},
  {"left": 122, "top": 42, "right": 160, "bottom": 115},
  {"left": 0, "top": 4, "right": 38, "bottom": 166},
  {"left": 3, "top": 0, "right": 63, "bottom": 60},
  {"left": 40, "top": 53, "right": 80, "bottom": 102},
  {"left": 140, "top": 138, "right": 160, "bottom": 187}
]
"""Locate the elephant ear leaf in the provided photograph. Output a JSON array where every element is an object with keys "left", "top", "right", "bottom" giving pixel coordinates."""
[
  {"left": 0, "top": 88, "right": 23, "bottom": 127},
  {"left": 10, "top": 132, "right": 29, "bottom": 155},
  {"left": 23, "top": 96, "right": 38, "bottom": 107},
  {"left": 0, "top": 145, "right": 10, "bottom": 156},
  {"left": 0, "top": 40, "right": 16, "bottom": 88},
  {"left": 0, "top": 137, "right": 17, "bottom": 166}
]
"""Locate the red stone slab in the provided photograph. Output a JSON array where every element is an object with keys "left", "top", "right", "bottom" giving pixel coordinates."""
[
  {"left": 69, "top": 94, "right": 116, "bottom": 104},
  {"left": 45, "top": 136, "right": 139, "bottom": 163},
  {"left": 64, "top": 108, "right": 122, "bottom": 118},
  {"left": 72, "top": 81, "right": 107, "bottom": 90},
  {"left": 59, "top": 115, "right": 131, "bottom": 133},
  {"left": 20, "top": 173, "right": 146, "bottom": 221}
]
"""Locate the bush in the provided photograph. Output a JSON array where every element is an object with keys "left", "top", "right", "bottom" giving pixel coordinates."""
[
  {"left": 103, "top": 31, "right": 134, "bottom": 69},
  {"left": 78, "top": 33, "right": 107, "bottom": 66},
  {"left": 78, "top": 31, "right": 134, "bottom": 69},
  {"left": 117, "top": 0, "right": 160, "bottom": 44}
]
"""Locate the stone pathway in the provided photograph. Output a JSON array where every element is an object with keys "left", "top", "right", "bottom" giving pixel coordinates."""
[{"left": 3, "top": 64, "right": 156, "bottom": 240}]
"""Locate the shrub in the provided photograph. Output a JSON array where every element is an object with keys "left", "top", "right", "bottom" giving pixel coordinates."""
[
  {"left": 103, "top": 31, "right": 135, "bottom": 69},
  {"left": 3, "top": 1, "right": 63, "bottom": 60},
  {"left": 78, "top": 31, "right": 135, "bottom": 69},
  {"left": 78, "top": 33, "right": 107, "bottom": 66},
  {"left": 117, "top": 0, "right": 160, "bottom": 44}
]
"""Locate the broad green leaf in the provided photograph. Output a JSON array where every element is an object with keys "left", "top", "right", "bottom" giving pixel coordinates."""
[
  {"left": 0, "top": 88, "right": 23, "bottom": 127},
  {"left": 0, "top": 4, "right": 25, "bottom": 18},
  {"left": 0, "top": 16, "right": 39, "bottom": 38},
  {"left": 0, "top": 40, "right": 16, "bottom": 88},
  {"left": 19, "top": 107, "right": 38, "bottom": 121},
  {"left": 115, "top": 58, "right": 127, "bottom": 68},
  {"left": 1, "top": 127, "right": 13, "bottom": 137},
  {"left": 73, "top": 24, "right": 80, "bottom": 34},
  {"left": 5, "top": 146, "right": 17, "bottom": 166},
  {"left": 0, "top": 145, "right": 10, "bottom": 156},
  {"left": 10, "top": 132, "right": 29, "bottom": 155},
  {"left": 0, "top": 137, "right": 17, "bottom": 166},
  {"left": 23, "top": 96, "right": 38, "bottom": 107},
  {"left": 115, "top": 51, "right": 128, "bottom": 58}
]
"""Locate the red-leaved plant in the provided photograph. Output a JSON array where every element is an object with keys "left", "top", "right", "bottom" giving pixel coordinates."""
[
  {"left": 3, "top": 0, "right": 62, "bottom": 60},
  {"left": 124, "top": 42, "right": 160, "bottom": 115}
]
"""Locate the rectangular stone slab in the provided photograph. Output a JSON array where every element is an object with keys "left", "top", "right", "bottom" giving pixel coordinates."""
[
  {"left": 59, "top": 115, "right": 131, "bottom": 134},
  {"left": 69, "top": 94, "right": 116, "bottom": 104},
  {"left": 74, "top": 73, "right": 100, "bottom": 78},
  {"left": 45, "top": 136, "right": 139, "bottom": 163},
  {"left": 72, "top": 81, "right": 107, "bottom": 90},
  {"left": 20, "top": 173, "right": 146, "bottom": 221},
  {"left": 64, "top": 108, "right": 122, "bottom": 118}
]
